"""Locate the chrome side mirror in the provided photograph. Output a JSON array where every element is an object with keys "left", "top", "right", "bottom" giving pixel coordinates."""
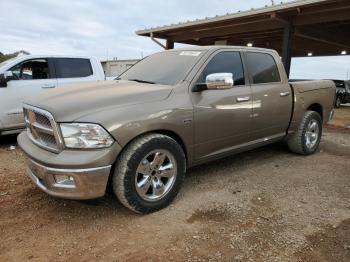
[{"left": 206, "top": 73, "right": 234, "bottom": 90}]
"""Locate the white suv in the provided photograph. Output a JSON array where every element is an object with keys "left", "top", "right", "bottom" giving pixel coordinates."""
[{"left": 0, "top": 55, "right": 105, "bottom": 135}]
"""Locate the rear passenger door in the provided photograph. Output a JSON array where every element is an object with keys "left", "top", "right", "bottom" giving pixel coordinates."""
[
  {"left": 53, "top": 58, "right": 95, "bottom": 87},
  {"left": 244, "top": 51, "right": 292, "bottom": 141}
]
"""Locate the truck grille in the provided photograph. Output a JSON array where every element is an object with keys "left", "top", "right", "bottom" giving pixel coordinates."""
[{"left": 23, "top": 105, "right": 62, "bottom": 153}]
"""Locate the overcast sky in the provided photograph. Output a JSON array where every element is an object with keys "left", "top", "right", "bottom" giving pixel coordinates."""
[{"left": 1, "top": 0, "right": 349, "bottom": 79}]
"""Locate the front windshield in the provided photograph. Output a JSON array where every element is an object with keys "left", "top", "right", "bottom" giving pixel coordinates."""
[
  {"left": 0, "top": 57, "right": 16, "bottom": 68},
  {"left": 120, "top": 50, "right": 203, "bottom": 85}
]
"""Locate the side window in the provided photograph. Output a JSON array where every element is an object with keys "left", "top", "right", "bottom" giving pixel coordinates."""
[
  {"left": 245, "top": 52, "right": 281, "bottom": 84},
  {"left": 54, "top": 58, "right": 93, "bottom": 78},
  {"left": 198, "top": 51, "right": 245, "bottom": 85},
  {"left": 10, "top": 59, "right": 50, "bottom": 80},
  {"left": 346, "top": 82, "right": 350, "bottom": 93}
]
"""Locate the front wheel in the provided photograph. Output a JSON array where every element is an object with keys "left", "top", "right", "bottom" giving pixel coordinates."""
[
  {"left": 287, "top": 111, "right": 322, "bottom": 155},
  {"left": 112, "top": 133, "right": 186, "bottom": 214}
]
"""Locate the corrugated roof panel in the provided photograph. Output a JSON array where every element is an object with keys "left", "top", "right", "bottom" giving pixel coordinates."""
[{"left": 136, "top": 0, "right": 329, "bottom": 35}]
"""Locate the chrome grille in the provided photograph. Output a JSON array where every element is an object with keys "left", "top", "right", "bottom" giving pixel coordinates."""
[
  {"left": 34, "top": 113, "right": 51, "bottom": 128},
  {"left": 24, "top": 105, "right": 62, "bottom": 153}
]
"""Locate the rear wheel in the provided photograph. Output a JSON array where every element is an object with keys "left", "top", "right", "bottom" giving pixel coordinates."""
[
  {"left": 112, "top": 133, "right": 186, "bottom": 213},
  {"left": 287, "top": 111, "right": 322, "bottom": 155}
]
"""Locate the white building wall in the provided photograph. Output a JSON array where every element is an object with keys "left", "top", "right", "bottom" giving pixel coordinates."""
[{"left": 101, "top": 59, "right": 139, "bottom": 77}]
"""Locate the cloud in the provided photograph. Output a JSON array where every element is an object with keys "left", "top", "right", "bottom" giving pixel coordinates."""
[
  {"left": 0, "top": 0, "right": 292, "bottom": 58},
  {"left": 1, "top": 0, "right": 349, "bottom": 79}
]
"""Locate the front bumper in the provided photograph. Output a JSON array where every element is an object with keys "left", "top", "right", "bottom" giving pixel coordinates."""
[
  {"left": 26, "top": 159, "right": 111, "bottom": 199},
  {"left": 18, "top": 132, "right": 121, "bottom": 200}
]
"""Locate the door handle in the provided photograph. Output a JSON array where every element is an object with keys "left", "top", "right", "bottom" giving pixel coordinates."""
[
  {"left": 236, "top": 96, "right": 251, "bottom": 102},
  {"left": 42, "top": 84, "right": 56, "bottom": 89},
  {"left": 280, "top": 92, "right": 290, "bottom": 97}
]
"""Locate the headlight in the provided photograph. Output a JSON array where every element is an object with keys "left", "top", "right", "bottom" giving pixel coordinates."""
[{"left": 60, "top": 123, "right": 114, "bottom": 149}]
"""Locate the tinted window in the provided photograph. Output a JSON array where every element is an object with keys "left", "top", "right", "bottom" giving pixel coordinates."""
[
  {"left": 245, "top": 52, "right": 280, "bottom": 84},
  {"left": 120, "top": 51, "right": 202, "bottom": 85},
  {"left": 333, "top": 80, "right": 345, "bottom": 89},
  {"left": 54, "top": 58, "right": 93, "bottom": 78},
  {"left": 346, "top": 81, "right": 350, "bottom": 92},
  {"left": 198, "top": 51, "right": 245, "bottom": 85},
  {"left": 10, "top": 59, "right": 50, "bottom": 80}
]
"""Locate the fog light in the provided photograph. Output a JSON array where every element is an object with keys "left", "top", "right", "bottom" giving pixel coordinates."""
[{"left": 54, "top": 175, "right": 76, "bottom": 188}]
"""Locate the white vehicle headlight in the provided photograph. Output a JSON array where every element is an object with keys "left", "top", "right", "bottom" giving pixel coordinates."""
[{"left": 60, "top": 123, "right": 114, "bottom": 149}]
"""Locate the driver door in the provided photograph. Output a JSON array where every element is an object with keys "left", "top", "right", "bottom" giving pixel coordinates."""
[
  {"left": 190, "top": 50, "right": 252, "bottom": 162},
  {"left": 0, "top": 58, "right": 57, "bottom": 130}
]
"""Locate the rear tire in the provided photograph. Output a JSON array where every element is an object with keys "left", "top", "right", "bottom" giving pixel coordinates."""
[
  {"left": 287, "top": 111, "right": 322, "bottom": 155},
  {"left": 112, "top": 133, "right": 186, "bottom": 214}
]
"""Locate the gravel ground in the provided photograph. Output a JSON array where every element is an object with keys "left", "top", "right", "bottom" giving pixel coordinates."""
[
  {"left": 0, "top": 127, "right": 350, "bottom": 261},
  {"left": 329, "top": 104, "right": 350, "bottom": 128}
]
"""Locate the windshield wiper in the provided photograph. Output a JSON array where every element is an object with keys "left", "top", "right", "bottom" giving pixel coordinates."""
[{"left": 128, "top": 79, "right": 155, "bottom": 84}]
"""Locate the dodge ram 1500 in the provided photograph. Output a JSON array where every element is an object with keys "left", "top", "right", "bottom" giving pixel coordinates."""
[{"left": 18, "top": 46, "right": 335, "bottom": 213}]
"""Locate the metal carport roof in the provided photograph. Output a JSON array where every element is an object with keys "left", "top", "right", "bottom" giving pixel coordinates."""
[{"left": 136, "top": 0, "right": 350, "bottom": 75}]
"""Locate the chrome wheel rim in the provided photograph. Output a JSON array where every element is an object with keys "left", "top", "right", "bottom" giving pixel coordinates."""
[
  {"left": 305, "top": 119, "right": 319, "bottom": 149},
  {"left": 135, "top": 149, "right": 177, "bottom": 202}
]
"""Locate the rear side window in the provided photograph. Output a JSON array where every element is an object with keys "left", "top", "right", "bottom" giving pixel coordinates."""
[
  {"left": 198, "top": 51, "right": 245, "bottom": 85},
  {"left": 245, "top": 52, "right": 280, "bottom": 84},
  {"left": 54, "top": 58, "right": 93, "bottom": 78}
]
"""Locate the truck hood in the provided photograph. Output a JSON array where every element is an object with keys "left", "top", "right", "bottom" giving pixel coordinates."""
[{"left": 24, "top": 80, "right": 173, "bottom": 122}]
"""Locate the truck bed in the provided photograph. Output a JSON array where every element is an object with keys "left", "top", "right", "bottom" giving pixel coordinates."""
[
  {"left": 290, "top": 80, "right": 335, "bottom": 93},
  {"left": 288, "top": 80, "right": 336, "bottom": 133}
]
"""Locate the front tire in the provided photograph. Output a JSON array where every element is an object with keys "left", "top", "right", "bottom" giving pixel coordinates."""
[
  {"left": 112, "top": 133, "right": 186, "bottom": 214},
  {"left": 287, "top": 111, "right": 322, "bottom": 155}
]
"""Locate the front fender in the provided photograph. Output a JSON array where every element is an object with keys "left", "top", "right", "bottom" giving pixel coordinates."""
[{"left": 75, "top": 92, "right": 195, "bottom": 165}]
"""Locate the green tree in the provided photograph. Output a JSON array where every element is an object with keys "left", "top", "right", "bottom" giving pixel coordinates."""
[{"left": 0, "top": 50, "right": 30, "bottom": 63}]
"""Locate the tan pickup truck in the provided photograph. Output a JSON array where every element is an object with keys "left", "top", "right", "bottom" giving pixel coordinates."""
[{"left": 18, "top": 46, "right": 335, "bottom": 213}]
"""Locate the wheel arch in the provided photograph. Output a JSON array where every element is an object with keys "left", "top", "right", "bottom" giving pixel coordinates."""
[
  {"left": 106, "top": 129, "right": 189, "bottom": 193},
  {"left": 307, "top": 103, "right": 323, "bottom": 120}
]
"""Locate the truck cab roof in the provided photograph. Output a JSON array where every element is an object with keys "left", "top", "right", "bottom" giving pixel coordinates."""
[{"left": 165, "top": 45, "right": 280, "bottom": 54}]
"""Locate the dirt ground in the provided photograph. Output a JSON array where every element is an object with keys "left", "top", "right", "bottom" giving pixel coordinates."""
[
  {"left": 1, "top": 112, "right": 350, "bottom": 261},
  {"left": 328, "top": 104, "right": 350, "bottom": 128}
]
